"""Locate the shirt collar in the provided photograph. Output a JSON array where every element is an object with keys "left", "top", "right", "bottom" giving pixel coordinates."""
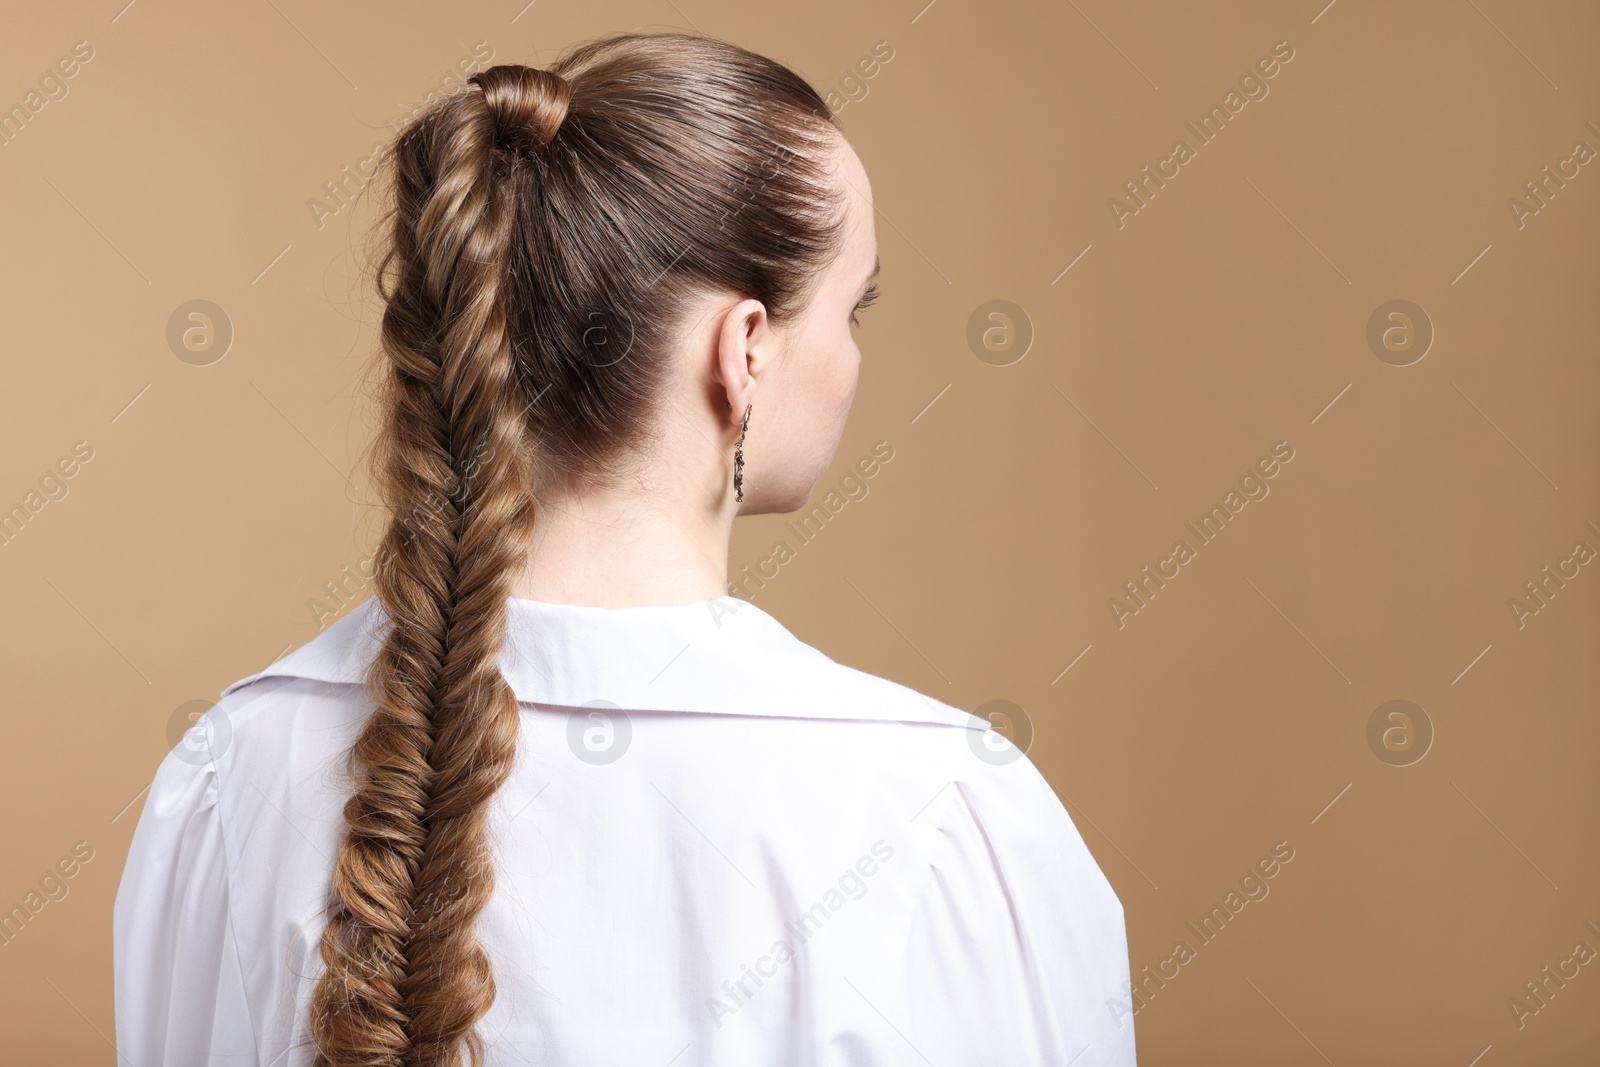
[{"left": 220, "top": 594, "right": 979, "bottom": 729}]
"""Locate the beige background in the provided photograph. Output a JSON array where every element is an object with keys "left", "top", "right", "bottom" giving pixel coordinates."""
[{"left": 2, "top": 0, "right": 1597, "bottom": 1062}]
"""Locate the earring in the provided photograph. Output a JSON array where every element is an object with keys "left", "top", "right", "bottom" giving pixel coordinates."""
[{"left": 733, "top": 403, "right": 752, "bottom": 503}]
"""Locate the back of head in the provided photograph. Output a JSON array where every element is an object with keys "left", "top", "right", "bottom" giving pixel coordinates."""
[{"left": 311, "top": 32, "right": 848, "bottom": 1067}]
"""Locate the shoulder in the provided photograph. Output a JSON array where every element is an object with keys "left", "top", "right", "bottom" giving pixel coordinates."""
[
  {"left": 725, "top": 624, "right": 1083, "bottom": 844},
  {"left": 794, "top": 651, "right": 992, "bottom": 732},
  {"left": 143, "top": 615, "right": 376, "bottom": 848},
  {"left": 720, "top": 597, "right": 990, "bottom": 733},
  {"left": 785, "top": 658, "right": 1118, "bottom": 908},
  {"left": 198, "top": 604, "right": 384, "bottom": 786}
]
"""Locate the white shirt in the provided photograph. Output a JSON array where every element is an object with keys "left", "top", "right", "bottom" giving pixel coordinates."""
[{"left": 115, "top": 594, "right": 1138, "bottom": 1066}]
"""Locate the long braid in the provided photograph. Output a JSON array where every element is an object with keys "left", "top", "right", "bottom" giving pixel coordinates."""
[{"left": 309, "top": 68, "right": 548, "bottom": 1067}]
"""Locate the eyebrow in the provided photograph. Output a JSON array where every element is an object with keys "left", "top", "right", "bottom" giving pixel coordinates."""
[{"left": 860, "top": 255, "right": 880, "bottom": 294}]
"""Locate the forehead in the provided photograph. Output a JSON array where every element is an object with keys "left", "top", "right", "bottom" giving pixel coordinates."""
[{"left": 829, "top": 138, "right": 877, "bottom": 274}]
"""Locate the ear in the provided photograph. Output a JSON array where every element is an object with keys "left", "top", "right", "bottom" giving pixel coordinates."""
[{"left": 711, "top": 297, "right": 774, "bottom": 426}]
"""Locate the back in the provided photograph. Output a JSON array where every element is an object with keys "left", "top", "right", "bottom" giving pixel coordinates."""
[{"left": 114, "top": 594, "right": 1138, "bottom": 1066}]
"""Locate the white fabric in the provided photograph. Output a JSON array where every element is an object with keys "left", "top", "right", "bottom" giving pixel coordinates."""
[{"left": 114, "top": 594, "right": 1138, "bottom": 1066}]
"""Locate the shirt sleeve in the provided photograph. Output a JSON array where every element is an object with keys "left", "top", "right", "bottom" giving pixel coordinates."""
[
  {"left": 901, "top": 748, "right": 1139, "bottom": 1067},
  {"left": 114, "top": 744, "right": 260, "bottom": 1066}
]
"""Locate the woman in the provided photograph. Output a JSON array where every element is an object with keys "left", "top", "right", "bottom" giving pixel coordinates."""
[{"left": 114, "top": 31, "right": 1138, "bottom": 1067}]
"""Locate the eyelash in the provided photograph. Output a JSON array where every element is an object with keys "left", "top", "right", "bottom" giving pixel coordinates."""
[{"left": 851, "top": 283, "right": 880, "bottom": 326}]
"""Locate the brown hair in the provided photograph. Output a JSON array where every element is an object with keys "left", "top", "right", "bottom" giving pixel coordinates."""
[{"left": 309, "top": 31, "right": 850, "bottom": 1067}]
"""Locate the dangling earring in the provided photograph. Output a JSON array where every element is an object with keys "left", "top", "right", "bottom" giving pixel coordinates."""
[{"left": 733, "top": 403, "right": 752, "bottom": 503}]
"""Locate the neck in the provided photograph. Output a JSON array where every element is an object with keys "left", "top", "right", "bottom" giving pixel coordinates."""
[{"left": 510, "top": 480, "right": 733, "bottom": 609}]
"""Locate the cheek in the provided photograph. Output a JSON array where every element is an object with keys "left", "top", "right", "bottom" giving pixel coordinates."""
[
  {"left": 830, "top": 330, "right": 861, "bottom": 408},
  {"left": 779, "top": 324, "right": 857, "bottom": 438},
  {"left": 761, "top": 328, "right": 859, "bottom": 508},
  {"left": 793, "top": 337, "right": 855, "bottom": 467},
  {"left": 790, "top": 325, "right": 856, "bottom": 416},
  {"left": 837, "top": 344, "right": 860, "bottom": 407}
]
